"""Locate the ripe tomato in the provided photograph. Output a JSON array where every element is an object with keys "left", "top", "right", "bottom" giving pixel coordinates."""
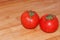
[
  {"left": 21, "top": 10, "right": 39, "bottom": 29},
  {"left": 40, "top": 14, "right": 59, "bottom": 33}
]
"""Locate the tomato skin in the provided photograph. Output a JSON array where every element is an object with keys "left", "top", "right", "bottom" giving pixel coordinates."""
[
  {"left": 21, "top": 10, "right": 39, "bottom": 29},
  {"left": 40, "top": 14, "right": 59, "bottom": 33}
]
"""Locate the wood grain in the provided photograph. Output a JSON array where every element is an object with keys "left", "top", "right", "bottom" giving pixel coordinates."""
[
  {"left": 46, "top": 35, "right": 60, "bottom": 40},
  {"left": 0, "top": 0, "right": 60, "bottom": 40}
]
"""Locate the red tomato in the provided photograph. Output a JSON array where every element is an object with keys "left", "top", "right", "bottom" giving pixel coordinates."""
[
  {"left": 21, "top": 10, "right": 39, "bottom": 29},
  {"left": 40, "top": 14, "right": 59, "bottom": 33}
]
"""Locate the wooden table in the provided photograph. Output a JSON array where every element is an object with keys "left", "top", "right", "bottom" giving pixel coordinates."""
[{"left": 0, "top": 0, "right": 60, "bottom": 40}]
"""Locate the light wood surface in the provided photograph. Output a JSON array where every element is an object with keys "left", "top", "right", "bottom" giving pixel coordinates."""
[{"left": 0, "top": 0, "right": 60, "bottom": 40}]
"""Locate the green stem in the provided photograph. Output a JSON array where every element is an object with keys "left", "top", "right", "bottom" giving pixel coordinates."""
[
  {"left": 29, "top": 10, "right": 34, "bottom": 18},
  {"left": 46, "top": 14, "right": 54, "bottom": 20}
]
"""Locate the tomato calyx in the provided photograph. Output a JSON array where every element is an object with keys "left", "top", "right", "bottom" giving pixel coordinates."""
[
  {"left": 46, "top": 14, "right": 55, "bottom": 20},
  {"left": 29, "top": 10, "right": 35, "bottom": 18}
]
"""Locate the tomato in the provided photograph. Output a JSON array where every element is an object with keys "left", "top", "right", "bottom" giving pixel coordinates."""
[
  {"left": 21, "top": 10, "right": 39, "bottom": 29},
  {"left": 39, "top": 14, "right": 59, "bottom": 33}
]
